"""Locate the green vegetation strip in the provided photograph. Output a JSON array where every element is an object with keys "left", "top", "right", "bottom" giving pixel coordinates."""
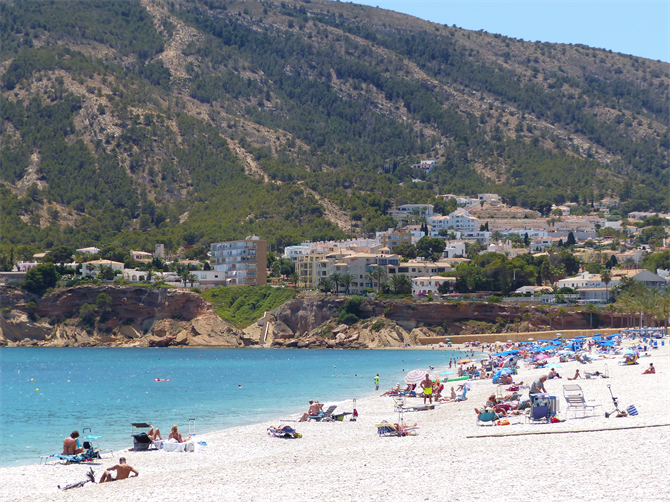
[{"left": 201, "top": 285, "right": 296, "bottom": 328}]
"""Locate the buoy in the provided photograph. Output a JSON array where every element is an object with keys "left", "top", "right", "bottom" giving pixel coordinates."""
[
  {"left": 67, "top": 380, "right": 70, "bottom": 383},
  {"left": 30, "top": 379, "right": 34, "bottom": 381},
  {"left": 35, "top": 389, "right": 39, "bottom": 392}
]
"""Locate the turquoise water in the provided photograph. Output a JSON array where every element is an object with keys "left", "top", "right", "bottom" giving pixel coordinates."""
[{"left": 0, "top": 347, "right": 472, "bottom": 467}]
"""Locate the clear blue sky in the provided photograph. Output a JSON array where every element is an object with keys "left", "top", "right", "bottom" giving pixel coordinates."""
[{"left": 353, "top": 1, "right": 669, "bottom": 63}]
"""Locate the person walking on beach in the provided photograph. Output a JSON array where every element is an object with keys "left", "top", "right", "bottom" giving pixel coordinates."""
[
  {"left": 99, "top": 458, "right": 138, "bottom": 483},
  {"left": 63, "top": 431, "right": 83, "bottom": 455},
  {"left": 374, "top": 374, "right": 380, "bottom": 391},
  {"left": 421, "top": 373, "right": 433, "bottom": 405}
]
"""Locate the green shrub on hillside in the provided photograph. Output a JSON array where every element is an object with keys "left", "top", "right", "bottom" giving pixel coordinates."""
[{"left": 201, "top": 285, "right": 296, "bottom": 328}]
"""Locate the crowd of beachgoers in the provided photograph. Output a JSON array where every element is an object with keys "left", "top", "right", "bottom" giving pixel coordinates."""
[{"left": 1, "top": 328, "right": 668, "bottom": 502}]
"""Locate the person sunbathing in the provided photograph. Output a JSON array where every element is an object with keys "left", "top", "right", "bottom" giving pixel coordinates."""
[
  {"left": 99, "top": 458, "right": 138, "bottom": 483},
  {"left": 168, "top": 425, "right": 191, "bottom": 443},
  {"left": 393, "top": 422, "right": 417, "bottom": 432},
  {"left": 567, "top": 369, "right": 581, "bottom": 380},
  {"left": 438, "top": 386, "right": 458, "bottom": 403},
  {"left": 148, "top": 426, "right": 162, "bottom": 441},
  {"left": 380, "top": 384, "right": 401, "bottom": 397},
  {"left": 547, "top": 368, "right": 561, "bottom": 379},
  {"left": 642, "top": 363, "right": 655, "bottom": 374},
  {"left": 299, "top": 400, "right": 323, "bottom": 422},
  {"left": 63, "top": 431, "right": 83, "bottom": 455}
]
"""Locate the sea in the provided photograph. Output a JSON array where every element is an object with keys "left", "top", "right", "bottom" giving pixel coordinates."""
[{"left": 0, "top": 347, "right": 474, "bottom": 467}]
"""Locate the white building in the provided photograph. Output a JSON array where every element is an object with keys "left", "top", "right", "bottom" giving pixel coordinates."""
[
  {"left": 412, "top": 276, "right": 456, "bottom": 296},
  {"left": 478, "top": 193, "right": 502, "bottom": 205},
  {"left": 442, "top": 242, "right": 466, "bottom": 258},
  {"left": 76, "top": 247, "right": 100, "bottom": 255},
  {"left": 428, "top": 208, "right": 479, "bottom": 234},
  {"left": 410, "top": 160, "right": 438, "bottom": 174},
  {"left": 82, "top": 260, "right": 125, "bottom": 277},
  {"left": 389, "top": 204, "right": 434, "bottom": 220}
]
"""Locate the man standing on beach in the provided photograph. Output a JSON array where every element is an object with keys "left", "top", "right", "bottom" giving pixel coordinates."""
[
  {"left": 374, "top": 374, "right": 380, "bottom": 391},
  {"left": 63, "top": 431, "right": 83, "bottom": 455},
  {"left": 99, "top": 458, "right": 139, "bottom": 483},
  {"left": 421, "top": 373, "right": 433, "bottom": 404}
]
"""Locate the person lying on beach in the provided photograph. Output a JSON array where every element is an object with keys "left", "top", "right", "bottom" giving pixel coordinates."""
[
  {"left": 642, "top": 363, "right": 655, "bottom": 374},
  {"left": 148, "top": 426, "right": 162, "bottom": 441},
  {"left": 99, "top": 458, "right": 138, "bottom": 483},
  {"left": 380, "top": 384, "right": 401, "bottom": 397},
  {"left": 547, "top": 368, "right": 561, "bottom": 379},
  {"left": 63, "top": 431, "right": 83, "bottom": 455},
  {"left": 421, "top": 374, "right": 433, "bottom": 405},
  {"left": 438, "top": 386, "right": 457, "bottom": 403},
  {"left": 299, "top": 400, "right": 323, "bottom": 422},
  {"left": 568, "top": 370, "right": 581, "bottom": 380},
  {"left": 392, "top": 422, "right": 417, "bottom": 433}
]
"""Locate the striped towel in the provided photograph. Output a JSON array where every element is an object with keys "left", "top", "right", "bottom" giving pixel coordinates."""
[{"left": 626, "top": 405, "right": 638, "bottom": 416}]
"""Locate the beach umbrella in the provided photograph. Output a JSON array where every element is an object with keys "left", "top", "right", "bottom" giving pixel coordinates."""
[
  {"left": 535, "top": 354, "right": 550, "bottom": 359},
  {"left": 404, "top": 369, "right": 429, "bottom": 384},
  {"left": 527, "top": 337, "right": 534, "bottom": 341},
  {"left": 457, "top": 359, "right": 473, "bottom": 364},
  {"left": 545, "top": 363, "right": 563, "bottom": 368},
  {"left": 439, "top": 370, "right": 455, "bottom": 375}
]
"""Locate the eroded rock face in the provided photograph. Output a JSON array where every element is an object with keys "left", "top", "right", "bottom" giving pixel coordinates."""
[{"left": 0, "top": 286, "right": 244, "bottom": 347}]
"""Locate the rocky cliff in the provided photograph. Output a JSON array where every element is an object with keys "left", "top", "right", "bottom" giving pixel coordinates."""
[
  {"left": 0, "top": 286, "right": 246, "bottom": 348},
  {"left": 268, "top": 297, "right": 621, "bottom": 348},
  {"left": 1, "top": 288, "right": 623, "bottom": 349}
]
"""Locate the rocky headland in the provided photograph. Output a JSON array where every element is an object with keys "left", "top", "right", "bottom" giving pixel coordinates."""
[{"left": 1, "top": 287, "right": 622, "bottom": 348}]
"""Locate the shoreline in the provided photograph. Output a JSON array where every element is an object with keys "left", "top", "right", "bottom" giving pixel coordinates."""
[
  {"left": 1, "top": 344, "right": 667, "bottom": 501},
  {"left": 1, "top": 346, "right": 475, "bottom": 470}
]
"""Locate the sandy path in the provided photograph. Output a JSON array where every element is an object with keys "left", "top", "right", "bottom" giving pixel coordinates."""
[{"left": 1, "top": 343, "right": 668, "bottom": 502}]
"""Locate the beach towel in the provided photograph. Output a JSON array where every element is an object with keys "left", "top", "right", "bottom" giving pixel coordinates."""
[{"left": 626, "top": 405, "right": 638, "bottom": 416}]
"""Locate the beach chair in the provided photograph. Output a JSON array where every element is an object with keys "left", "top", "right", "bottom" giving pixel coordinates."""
[
  {"left": 308, "top": 405, "right": 337, "bottom": 421},
  {"left": 476, "top": 410, "right": 500, "bottom": 426},
  {"left": 525, "top": 404, "right": 550, "bottom": 423},
  {"left": 375, "top": 421, "right": 418, "bottom": 437},
  {"left": 563, "top": 384, "right": 602, "bottom": 418},
  {"left": 40, "top": 448, "right": 99, "bottom": 465}
]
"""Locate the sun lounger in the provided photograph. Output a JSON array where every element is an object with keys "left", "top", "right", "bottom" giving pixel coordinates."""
[
  {"left": 40, "top": 448, "right": 99, "bottom": 465},
  {"left": 563, "top": 384, "right": 602, "bottom": 418},
  {"left": 308, "top": 405, "right": 337, "bottom": 421},
  {"left": 402, "top": 403, "right": 437, "bottom": 412}
]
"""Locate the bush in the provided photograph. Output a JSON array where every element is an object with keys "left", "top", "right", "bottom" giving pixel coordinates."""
[
  {"left": 488, "top": 295, "right": 502, "bottom": 303},
  {"left": 191, "top": 287, "right": 202, "bottom": 294},
  {"left": 338, "top": 312, "right": 359, "bottom": 325},
  {"left": 22, "top": 263, "right": 59, "bottom": 295},
  {"left": 78, "top": 303, "right": 96, "bottom": 328},
  {"left": 370, "top": 319, "right": 385, "bottom": 332}
]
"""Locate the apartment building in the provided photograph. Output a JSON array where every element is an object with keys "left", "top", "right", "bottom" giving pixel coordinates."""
[
  {"left": 211, "top": 235, "right": 267, "bottom": 286},
  {"left": 428, "top": 208, "right": 479, "bottom": 233},
  {"left": 378, "top": 228, "right": 413, "bottom": 250}
]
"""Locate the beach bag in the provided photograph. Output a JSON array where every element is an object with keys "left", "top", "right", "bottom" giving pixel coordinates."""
[
  {"left": 626, "top": 405, "right": 638, "bottom": 416},
  {"left": 496, "top": 419, "right": 510, "bottom": 426}
]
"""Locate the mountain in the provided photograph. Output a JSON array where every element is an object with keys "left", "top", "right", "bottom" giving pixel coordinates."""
[{"left": 1, "top": 0, "right": 668, "bottom": 260}]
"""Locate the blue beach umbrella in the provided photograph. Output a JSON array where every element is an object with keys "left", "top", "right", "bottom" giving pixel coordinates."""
[
  {"left": 545, "top": 363, "right": 563, "bottom": 369},
  {"left": 440, "top": 370, "right": 455, "bottom": 375}
]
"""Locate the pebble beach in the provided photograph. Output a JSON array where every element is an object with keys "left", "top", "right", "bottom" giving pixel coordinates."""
[{"left": 1, "top": 343, "right": 668, "bottom": 502}]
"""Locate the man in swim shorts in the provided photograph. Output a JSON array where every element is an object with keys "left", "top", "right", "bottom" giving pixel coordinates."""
[
  {"left": 99, "top": 458, "right": 138, "bottom": 483},
  {"left": 420, "top": 373, "right": 433, "bottom": 404},
  {"left": 63, "top": 431, "right": 83, "bottom": 455}
]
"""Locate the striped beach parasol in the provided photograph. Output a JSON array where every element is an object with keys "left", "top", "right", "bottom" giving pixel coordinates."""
[{"left": 404, "top": 369, "right": 430, "bottom": 384}]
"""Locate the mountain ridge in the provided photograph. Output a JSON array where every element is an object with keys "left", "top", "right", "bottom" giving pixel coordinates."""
[{"left": 1, "top": 0, "right": 668, "bottom": 257}]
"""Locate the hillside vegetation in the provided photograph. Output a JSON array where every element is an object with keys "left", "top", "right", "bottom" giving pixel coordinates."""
[
  {"left": 201, "top": 284, "right": 297, "bottom": 327},
  {"left": 1, "top": 0, "right": 668, "bottom": 259}
]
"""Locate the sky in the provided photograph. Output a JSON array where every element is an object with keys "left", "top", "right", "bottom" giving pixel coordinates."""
[{"left": 353, "top": 1, "right": 670, "bottom": 63}]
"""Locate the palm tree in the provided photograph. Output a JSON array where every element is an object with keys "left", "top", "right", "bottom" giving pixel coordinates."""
[
  {"left": 300, "top": 275, "right": 308, "bottom": 289},
  {"left": 659, "top": 287, "right": 670, "bottom": 336},
  {"left": 600, "top": 269, "right": 612, "bottom": 302},
  {"left": 340, "top": 274, "right": 354, "bottom": 295},
  {"left": 584, "top": 303, "right": 599, "bottom": 329},
  {"left": 289, "top": 272, "right": 299, "bottom": 289},
  {"left": 605, "top": 303, "right": 617, "bottom": 328},
  {"left": 330, "top": 272, "right": 342, "bottom": 294},
  {"left": 557, "top": 307, "right": 567, "bottom": 329},
  {"left": 366, "top": 267, "right": 387, "bottom": 292},
  {"left": 490, "top": 231, "right": 503, "bottom": 243},
  {"left": 391, "top": 274, "right": 412, "bottom": 295},
  {"left": 319, "top": 277, "right": 334, "bottom": 294},
  {"left": 187, "top": 273, "right": 198, "bottom": 287}
]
